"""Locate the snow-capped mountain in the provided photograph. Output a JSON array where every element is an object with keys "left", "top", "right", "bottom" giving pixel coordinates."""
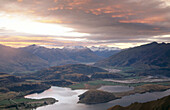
[
  {"left": 89, "top": 46, "right": 121, "bottom": 58},
  {"left": 63, "top": 46, "right": 87, "bottom": 50},
  {"left": 20, "top": 45, "right": 102, "bottom": 66},
  {"left": 62, "top": 46, "right": 121, "bottom": 58},
  {"left": 90, "top": 46, "right": 120, "bottom": 52}
]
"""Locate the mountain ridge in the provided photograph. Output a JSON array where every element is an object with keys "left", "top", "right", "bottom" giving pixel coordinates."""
[
  {"left": 95, "top": 42, "right": 170, "bottom": 69},
  {"left": 0, "top": 44, "right": 48, "bottom": 73}
]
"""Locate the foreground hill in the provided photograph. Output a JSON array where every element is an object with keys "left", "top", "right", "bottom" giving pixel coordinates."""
[
  {"left": 0, "top": 73, "right": 50, "bottom": 100},
  {"left": 0, "top": 45, "right": 48, "bottom": 73},
  {"left": 24, "top": 64, "right": 107, "bottom": 81},
  {"left": 0, "top": 73, "right": 56, "bottom": 110},
  {"left": 108, "top": 95, "right": 170, "bottom": 110},
  {"left": 95, "top": 42, "right": 170, "bottom": 76}
]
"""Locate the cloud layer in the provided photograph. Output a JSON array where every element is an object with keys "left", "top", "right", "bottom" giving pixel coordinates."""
[{"left": 0, "top": 0, "right": 170, "bottom": 48}]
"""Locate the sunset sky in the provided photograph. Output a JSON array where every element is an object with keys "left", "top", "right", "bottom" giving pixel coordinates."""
[{"left": 0, "top": 0, "right": 170, "bottom": 48}]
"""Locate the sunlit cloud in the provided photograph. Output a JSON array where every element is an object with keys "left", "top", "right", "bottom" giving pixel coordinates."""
[
  {"left": 0, "top": 15, "right": 89, "bottom": 37},
  {"left": 0, "top": 0, "right": 169, "bottom": 48}
]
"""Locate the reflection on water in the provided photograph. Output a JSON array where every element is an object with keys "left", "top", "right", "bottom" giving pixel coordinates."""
[{"left": 25, "top": 86, "right": 170, "bottom": 110}]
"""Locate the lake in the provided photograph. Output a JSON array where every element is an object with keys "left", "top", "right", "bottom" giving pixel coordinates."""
[{"left": 25, "top": 86, "right": 170, "bottom": 110}]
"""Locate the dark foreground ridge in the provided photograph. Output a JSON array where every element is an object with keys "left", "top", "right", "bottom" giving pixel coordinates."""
[{"left": 108, "top": 95, "right": 170, "bottom": 110}]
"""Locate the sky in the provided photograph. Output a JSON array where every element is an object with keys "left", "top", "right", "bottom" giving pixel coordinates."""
[{"left": 0, "top": 0, "right": 170, "bottom": 48}]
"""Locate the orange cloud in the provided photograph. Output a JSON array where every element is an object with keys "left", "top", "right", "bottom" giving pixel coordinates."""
[
  {"left": 1, "top": 0, "right": 170, "bottom": 47},
  {"left": 17, "top": 0, "right": 23, "bottom": 2},
  {"left": 0, "top": 35, "right": 89, "bottom": 48},
  {"left": 119, "top": 16, "right": 166, "bottom": 24},
  {"left": 112, "top": 14, "right": 125, "bottom": 18}
]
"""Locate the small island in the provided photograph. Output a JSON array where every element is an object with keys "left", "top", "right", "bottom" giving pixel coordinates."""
[
  {"left": 78, "top": 90, "right": 116, "bottom": 104},
  {"left": 78, "top": 84, "right": 170, "bottom": 104}
]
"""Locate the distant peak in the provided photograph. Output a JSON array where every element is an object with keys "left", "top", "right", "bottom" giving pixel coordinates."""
[
  {"left": 30, "top": 44, "right": 37, "bottom": 47},
  {"left": 161, "top": 42, "right": 166, "bottom": 45},
  {"left": 0, "top": 44, "right": 4, "bottom": 47},
  {"left": 147, "top": 42, "right": 169, "bottom": 46},
  {"left": 150, "top": 42, "right": 158, "bottom": 44},
  {"left": 63, "top": 46, "right": 87, "bottom": 50},
  {"left": 90, "top": 46, "right": 121, "bottom": 51},
  {"left": 25, "top": 44, "right": 42, "bottom": 49}
]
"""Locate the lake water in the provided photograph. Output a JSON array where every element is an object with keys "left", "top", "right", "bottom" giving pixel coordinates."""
[{"left": 25, "top": 86, "right": 170, "bottom": 110}]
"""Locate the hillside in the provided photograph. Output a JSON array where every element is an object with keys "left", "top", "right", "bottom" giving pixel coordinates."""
[
  {"left": 0, "top": 44, "right": 113, "bottom": 73},
  {"left": 21, "top": 45, "right": 102, "bottom": 66},
  {"left": 95, "top": 42, "right": 170, "bottom": 76},
  {"left": 23, "top": 64, "right": 107, "bottom": 81},
  {"left": 95, "top": 42, "right": 170, "bottom": 68},
  {"left": 93, "top": 50, "right": 121, "bottom": 58},
  {"left": 91, "top": 72, "right": 122, "bottom": 79},
  {"left": 108, "top": 95, "right": 170, "bottom": 110},
  {"left": 0, "top": 73, "right": 56, "bottom": 110},
  {"left": 0, "top": 73, "right": 50, "bottom": 100},
  {"left": 78, "top": 90, "right": 116, "bottom": 104},
  {"left": 0, "top": 45, "right": 48, "bottom": 73},
  {"left": 62, "top": 47, "right": 102, "bottom": 63}
]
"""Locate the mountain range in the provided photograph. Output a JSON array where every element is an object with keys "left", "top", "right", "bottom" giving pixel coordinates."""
[
  {"left": 21, "top": 45, "right": 121, "bottom": 65},
  {"left": 0, "top": 44, "right": 120, "bottom": 73},
  {"left": 95, "top": 42, "right": 170, "bottom": 77},
  {"left": 0, "top": 44, "right": 48, "bottom": 73},
  {"left": 1, "top": 42, "right": 170, "bottom": 77},
  {"left": 95, "top": 42, "right": 170, "bottom": 69}
]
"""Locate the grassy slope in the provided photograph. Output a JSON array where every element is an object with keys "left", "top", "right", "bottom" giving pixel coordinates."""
[
  {"left": 23, "top": 64, "right": 107, "bottom": 81},
  {"left": 69, "top": 79, "right": 170, "bottom": 90},
  {"left": 0, "top": 73, "right": 55, "bottom": 110},
  {"left": 0, "top": 98, "right": 57, "bottom": 110}
]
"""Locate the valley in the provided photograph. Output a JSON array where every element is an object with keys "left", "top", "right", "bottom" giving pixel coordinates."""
[
  {"left": 1, "top": 0, "right": 170, "bottom": 109},
  {"left": 1, "top": 69, "right": 170, "bottom": 110},
  {"left": 0, "top": 42, "right": 170, "bottom": 110}
]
